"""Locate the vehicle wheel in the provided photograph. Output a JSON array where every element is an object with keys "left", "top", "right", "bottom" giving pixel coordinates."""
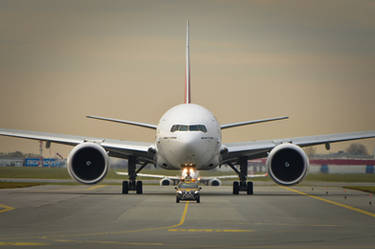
[
  {"left": 176, "top": 196, "right": 180, "bottom": 203},
  {"left": 196, "top": 195, "right": 200, "bottom": 203},
  {"left": 233, "top": 181, "right": 239, "bottom": 195},
  {"left": 247, "top": 181, "right": 253, "bottom": 195},
  {"left": 136, "top": 181, "right": 143, "bottom": 194},
  {"left": 122, "top": 181, "right": 129, "bottom": 194}
]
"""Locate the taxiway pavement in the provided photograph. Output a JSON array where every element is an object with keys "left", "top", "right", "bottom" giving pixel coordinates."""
[{"left": 1, "top": 184, "right": 375, "bottom": 248}]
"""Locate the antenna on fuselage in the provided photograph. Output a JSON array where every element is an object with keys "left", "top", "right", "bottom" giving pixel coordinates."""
[{"left": 185, "top": 19, "right": 191, "bottom": 104}]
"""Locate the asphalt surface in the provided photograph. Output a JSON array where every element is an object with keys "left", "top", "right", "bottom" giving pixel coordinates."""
[{"left": 1, "top": 184, "right": 375, "bottom": 248}]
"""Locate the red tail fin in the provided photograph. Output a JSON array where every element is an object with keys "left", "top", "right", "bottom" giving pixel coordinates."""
[{"left": 185, "top": 20, "right": 191, "bottom": 104}]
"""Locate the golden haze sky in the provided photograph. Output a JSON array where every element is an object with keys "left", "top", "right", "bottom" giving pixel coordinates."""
[{"left": 0, "top": 0, "right": 374, "bottom": 157}]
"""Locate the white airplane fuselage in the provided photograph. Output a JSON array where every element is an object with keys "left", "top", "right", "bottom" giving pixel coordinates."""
[{"left": 156, "top": 104, "right": 221, "bottom": 170}]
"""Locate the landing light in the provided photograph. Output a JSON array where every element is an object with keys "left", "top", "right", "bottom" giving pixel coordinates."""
[{"left": 182, "top": 168, "right": 188, "bottom": 175}]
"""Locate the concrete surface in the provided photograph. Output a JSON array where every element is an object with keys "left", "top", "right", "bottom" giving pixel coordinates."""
[{"left": 0, "top": 184, "right": 375, "bottom": 248}]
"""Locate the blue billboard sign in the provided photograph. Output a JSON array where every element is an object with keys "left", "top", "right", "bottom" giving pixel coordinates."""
[{"left": 24, "top": 158, "right": 63, "bottom": 167}]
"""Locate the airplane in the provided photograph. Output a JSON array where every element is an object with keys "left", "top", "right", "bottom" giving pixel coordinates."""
[{"left": 0, "top": 20, "right": 374, "bottom": 195}]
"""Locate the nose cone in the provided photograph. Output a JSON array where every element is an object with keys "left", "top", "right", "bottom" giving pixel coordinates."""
[
  {"left": 175, "top": 133, "right": 202, "bottom": 162},
  {"left": 157, "top": 130, "right": 219, "bottom": 169},
  {"left": 158, "top": 133, "right": 208, "bottom": 167}
]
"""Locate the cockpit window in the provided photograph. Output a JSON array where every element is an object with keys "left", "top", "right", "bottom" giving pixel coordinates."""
[
  {"left": 170, "top": 125, "right": 179, "bottom": 132},
  {"left": 170, "top": 124, "right": 207, "bottom": 133},
  {"left": 171, "top": 125, "right": 188, "bottom": 132},
  {"left": 189, "top": 125, "right": 207, "bottom": 132}
]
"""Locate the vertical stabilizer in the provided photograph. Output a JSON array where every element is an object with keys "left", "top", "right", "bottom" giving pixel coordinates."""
[{"left": 185, "top": 20, "right": 191, "bottom": 104}]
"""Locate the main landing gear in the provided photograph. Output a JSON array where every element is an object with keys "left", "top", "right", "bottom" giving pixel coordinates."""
[
  {"left": 228, "top": 157, "right": 253, "bottom": 195},
  {"left": 122, "top": 156, "right": 147, "bottom": 194},
  {"left": 232, "top": 181, "right": 253, "bottom": 195},
  {"left": 122, "top": 180, "right": 143, "bottom": 194}
]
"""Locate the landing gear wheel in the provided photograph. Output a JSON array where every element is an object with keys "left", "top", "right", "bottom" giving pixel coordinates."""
[
  {"left": 122, "top": 181, "right": 129, "bottom": 194},
  {"left": 233, "top": 181, "right": 239, "bottom": 195},
  {"left": 176, "top": 196, "right": 180, "bottom": 203},
  {"left": 136, "top": 181, "right": 143, "bottom": 194},
  {"left": 196, "top": 195, "right": 200, "bottom": 203},
  {"left": 247, "top": 181, "right": 253, "bottom": 195}
]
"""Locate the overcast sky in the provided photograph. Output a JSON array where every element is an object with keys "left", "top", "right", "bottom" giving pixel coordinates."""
[{"left": 0, "top": 0, "right": 374, "bottom": 157}]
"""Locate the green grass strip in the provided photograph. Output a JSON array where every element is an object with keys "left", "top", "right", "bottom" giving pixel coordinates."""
[
  {"left": 0, "top": 182, "right": 44, "bottom": 189},
  {"left": 1, "top": 167, "right": 375, "bottom": 182},
  {"left": 343, "top": 186, "right": 375, "bottom": 194}
]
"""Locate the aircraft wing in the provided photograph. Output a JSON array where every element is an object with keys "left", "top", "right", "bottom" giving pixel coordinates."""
[
  {"left": 198, "top": 173, "right": 267, "bottom": 183},
  {"left": 115, "top": 171, "right": 267, "bottom": 186},
  {"left": 0, "top": 128, "right": 154, "bottom": 160},
  {"left": 116, "top": 172, "right": 267, "bottom": 180},
  {"left": 116, "top": 171, "right": 180, "bottom": 180},
  {"left": 222, "top": 131, "right": 375, "bottom": 162},
  {"left": 214, "top": 173, "right": 268, "bottom": 179}
]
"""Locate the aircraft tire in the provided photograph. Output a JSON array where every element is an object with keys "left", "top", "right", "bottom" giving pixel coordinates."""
[
  {"left": 247, "top": 181, "right": 253, "bottom": 195},
  {"left": 122, "top": 181, "right": 129, "bottom": 194},
  {"left": 233, "top": 181, "right": 239, "bottom": 195},
  {"left": 136, "top": 181, "right": 143, "bottom": 194}
]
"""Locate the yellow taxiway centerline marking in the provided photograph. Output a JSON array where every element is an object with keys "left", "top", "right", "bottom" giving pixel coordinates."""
[
  {"left": 280, "top": 186, "right": 375, "bottom": 218},
  {"left": 168, "top": 201, "right": 190, "bottom": 228},
  {"left": 87, "top": 185, "right": 106, "bottom": 191},
  {"left": 0, "top": 242, "right": 48, "bottom": 246},
  {"left": 168, "top": 228, "right": 253, "bottom": 233},
  {"left": 52, "top": 239, "right": 163, "bottom": 246},
  {"left": 176, "top": 201, "right": 189, "bottom": 227},
  {"left": 311, "top": 224, "right": 337, "bottom": 227},
  {"left": 0, "top": 204, "right": 15, "bottom": 214}
]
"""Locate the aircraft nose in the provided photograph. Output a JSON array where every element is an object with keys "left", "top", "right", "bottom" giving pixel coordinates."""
[
  {"left": 179, "top": 133, "right": 201, "bottom": 152},
  {"left": 174, "top": 133, "right": 203, "bottom": 162}
]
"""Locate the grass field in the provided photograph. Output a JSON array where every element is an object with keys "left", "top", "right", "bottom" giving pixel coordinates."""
[
  {"left": 305, "top": 174, "right": 375, "bottom": 182},
  {"left": 343, "top": 186, "right": 375, "bottom": 194},
  {"left": 0, "top": 182, "right": 44, "bottom": 189},
  {"left": 1, "top": 167, "right": 375, "bottom": 182},
  {"left": 1, "top": 167, "right": 375, "bottom": 190},
  {"left": 0, "top": 167, "right": 189, "bottom": 180}
]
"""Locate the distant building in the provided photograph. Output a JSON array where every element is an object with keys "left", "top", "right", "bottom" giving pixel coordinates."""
[
  {"left": 244, "top": 155, "right": 375, "bottom": 174},
  {"left": 0, "top": 158, "right": 24, "bottom": 167},
  {"left": 309, "top": 158, "right": 375, "bottom": 174}
]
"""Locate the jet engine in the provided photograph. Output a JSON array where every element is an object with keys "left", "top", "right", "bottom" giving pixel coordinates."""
[
  {"left": 208, "top": 178, "right": 222, "bottom": 186},
  {"left": 160, "top": 177, "right": 173, "bottom": 186},
  {"left": 266, "top": 143, "right": 309, "bottom": 186},
  {"left": 67, "top": 142, "right": 109, "bottom": 184}
]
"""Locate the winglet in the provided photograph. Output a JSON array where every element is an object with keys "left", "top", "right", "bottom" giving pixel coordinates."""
[{"left": 185, "top": 19, "right": 191, "bottom": 104}]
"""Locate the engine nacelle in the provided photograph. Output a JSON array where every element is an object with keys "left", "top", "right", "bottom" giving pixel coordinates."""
[
  {"left": 67, "top": 142, "right": 109, "bottom": 185},
  {"left": 208, "top": 178, "right": 222, "bottom": 186},
  {"left": 160, "top": 177, "right": 173, "bottom": 186},
  {"left": 266, "top": 143, "right": 309, "bottom": 186}
]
